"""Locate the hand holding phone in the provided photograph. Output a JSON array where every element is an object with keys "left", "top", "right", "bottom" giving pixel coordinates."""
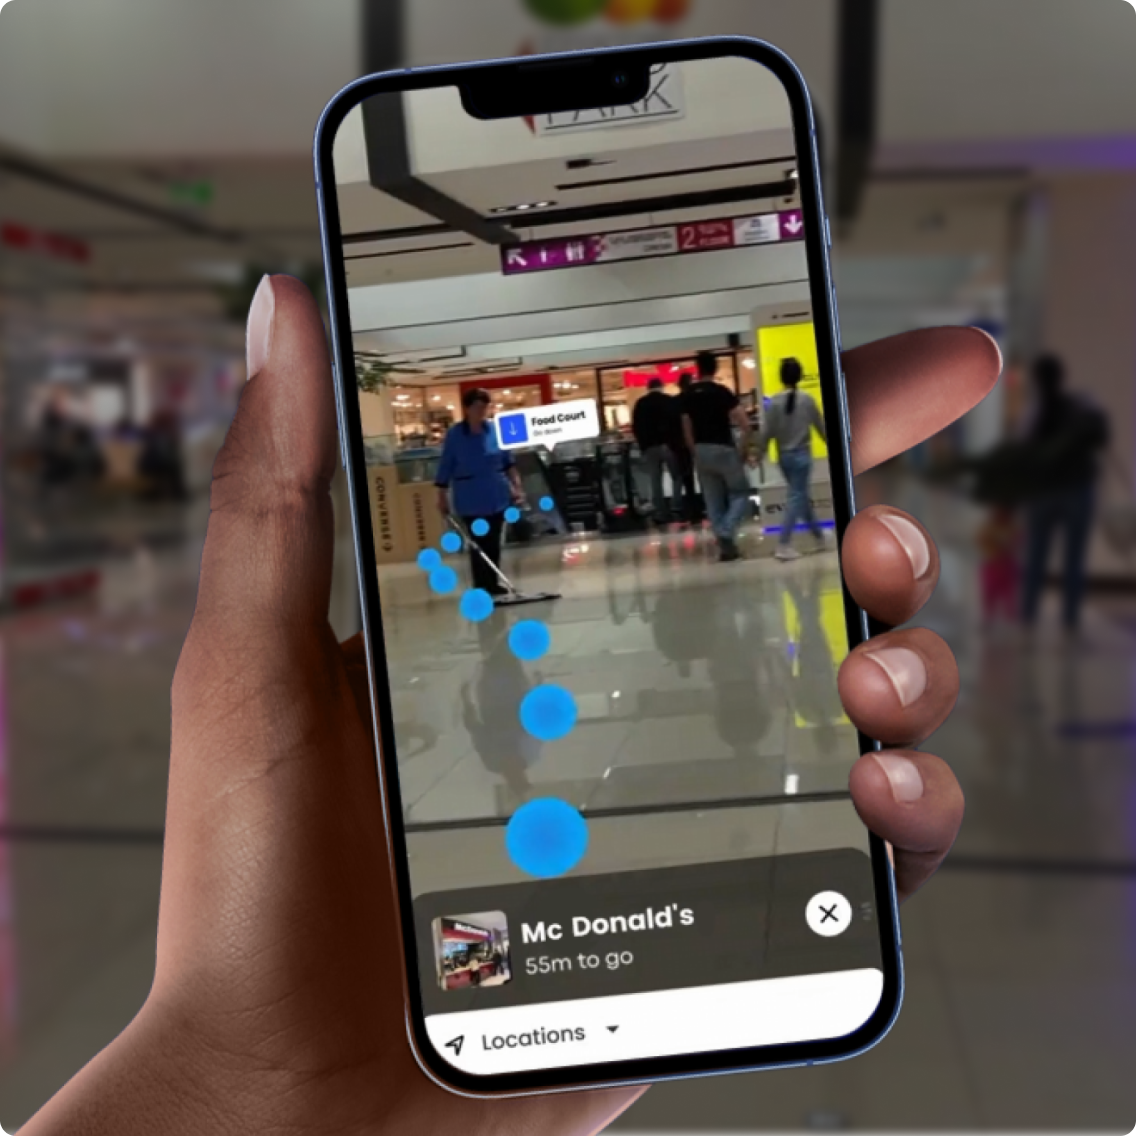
[
  {"left": 19, "top": 274, "right": 993, "bottom": 1136},
  {"left": 15, "top": 37, "right": 999, "bottom": 1136}
]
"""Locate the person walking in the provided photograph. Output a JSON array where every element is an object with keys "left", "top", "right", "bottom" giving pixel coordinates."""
[
  {"left": 675, "top": 372, "right": 701, "bottom": 521},
  {"left": 632, "top": 377, "right": 685, "bottom": 524},
  {"left": 435, "top": 387, "right": 525, "bottom": 595},
  {"left": 1019, "top": 354, "right": 1109, "bottom": 633},
  {"left": 681, "top": 351, "right": 752, "bottom": 561},
  {"left": 757, "top": 358, "right": 827, "bottom": 561}
]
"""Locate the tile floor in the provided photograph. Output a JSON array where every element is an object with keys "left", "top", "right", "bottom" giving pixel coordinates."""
[{"left": 0, "top": 485, "right": 1131, "bottom": 1131}]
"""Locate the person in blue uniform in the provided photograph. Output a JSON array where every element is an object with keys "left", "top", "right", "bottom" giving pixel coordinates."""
[{"left": 435, "top": 388, "right": 525, "bottom": 595}]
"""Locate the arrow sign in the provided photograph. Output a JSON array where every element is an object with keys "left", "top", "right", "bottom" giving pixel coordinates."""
[
  {"left": 505, "top": 248, "right": 528, "bottom": 269},
  {"left": 779, "top": 211, "right": 804, "bottom": 239},
  {"left": 444, "top": 1036, "right": 465, "bottom": 1057}
]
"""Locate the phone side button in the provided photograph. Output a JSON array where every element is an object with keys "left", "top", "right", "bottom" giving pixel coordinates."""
[
  {"left": 825, "top": 215, "right": 833, "bottom": 249},
  {"left": 332, "top": 370, "right": 350, "bottom": 470}
]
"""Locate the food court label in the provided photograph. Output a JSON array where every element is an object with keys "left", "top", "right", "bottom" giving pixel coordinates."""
[{"left": 495, "top": 399, "right": 601, "bottom": 451}]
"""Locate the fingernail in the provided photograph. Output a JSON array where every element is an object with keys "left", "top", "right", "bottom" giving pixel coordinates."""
[
  {"left": 246, "top": 275, "right": 276, "bottom": 380},
  {"left": 872, "top": 753, "right": 925, "bottom": 803},
  {"left": 877, "top": 513, "right": 931, "bottom": 580},
  {"left": 865, "top": 647, "right": 927, "bottom": 707}
]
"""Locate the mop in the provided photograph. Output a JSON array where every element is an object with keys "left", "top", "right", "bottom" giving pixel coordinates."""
[{"left": 445, "top": 515, "right": 562, "bottom": 607}]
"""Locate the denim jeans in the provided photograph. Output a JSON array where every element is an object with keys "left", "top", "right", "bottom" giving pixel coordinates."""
[
  {"left": 694, "top": 443, "right": 750, "bottom": 541},
  {"left": 778, "top": 446, "right": 820, "bottom": 547},
  {"left": 642, "top": 444, "right": 685, "bottom": 522},
  {"left": 1022, "top": 484, "right": 1095, "bottom": 629}
]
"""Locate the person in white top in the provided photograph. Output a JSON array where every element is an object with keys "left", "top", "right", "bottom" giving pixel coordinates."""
[{"left": 757, "top": 358, "right": 828, "bottom": 560}]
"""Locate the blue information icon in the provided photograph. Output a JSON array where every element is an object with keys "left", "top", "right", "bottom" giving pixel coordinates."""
[
  {"left": 498, "top": 413, "right": 529, "bottom": 446},
  {"left": 505, "top": 798, "right": 589, "bottom": 878}
]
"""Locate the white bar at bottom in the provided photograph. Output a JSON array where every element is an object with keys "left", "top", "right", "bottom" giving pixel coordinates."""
[{"left": 425, "top": 968, "right": 884, "bottom": 1076}]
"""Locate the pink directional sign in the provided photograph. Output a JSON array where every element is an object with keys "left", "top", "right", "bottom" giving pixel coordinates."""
[{"left": 501, "top": 209, "right": 804, "bottom": 275}]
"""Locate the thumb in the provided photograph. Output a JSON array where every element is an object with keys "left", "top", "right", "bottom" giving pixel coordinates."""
[{"left": 192, "top": 274, "right": 339, "bottom": 643}]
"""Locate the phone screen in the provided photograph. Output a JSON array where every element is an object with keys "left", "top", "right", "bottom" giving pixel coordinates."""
[{"left": 322, "top": 45, "right": 893, "bottom": 1086}]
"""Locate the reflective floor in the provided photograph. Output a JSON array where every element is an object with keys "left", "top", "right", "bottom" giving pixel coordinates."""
[{"left": 0, "top": 482, "right": 1133, "bottom": 1130}]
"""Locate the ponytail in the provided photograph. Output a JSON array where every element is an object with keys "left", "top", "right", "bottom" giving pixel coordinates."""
[{"left": 780, "top": 357, "right": 803, "bottom": 417}]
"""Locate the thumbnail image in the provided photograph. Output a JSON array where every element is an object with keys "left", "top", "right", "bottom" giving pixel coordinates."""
[{"left": 433, "top": 911, "right": 513, "bottom": 992}]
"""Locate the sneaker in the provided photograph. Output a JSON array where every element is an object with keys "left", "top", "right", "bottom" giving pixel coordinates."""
[{"left": 774, "top": 546, "right": 801, "bottom": 562}]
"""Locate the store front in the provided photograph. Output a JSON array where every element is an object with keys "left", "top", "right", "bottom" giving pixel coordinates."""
[{"left": 434, "top": 916, "right": 511, "bottom": 991}]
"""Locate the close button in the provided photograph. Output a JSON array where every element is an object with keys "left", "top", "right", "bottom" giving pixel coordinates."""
[{"left": 806, "top": 891, "right": 852, "bottom": 937}]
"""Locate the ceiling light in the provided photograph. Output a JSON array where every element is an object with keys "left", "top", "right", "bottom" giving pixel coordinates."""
[
  {"left": 788, "top": 169, "right": 799, "bottom": 180},
  {"left": 743, "top": 358, "right": 756, "bottom": 370},
  {"left": 490, "top": 200, "right": 558, "bottom": 214},
  {"left": 504, "top": 389, "right": 511, "bottom": 395},
  {"left": 432, "top": 395, "right": 441, "bottom": 401}
]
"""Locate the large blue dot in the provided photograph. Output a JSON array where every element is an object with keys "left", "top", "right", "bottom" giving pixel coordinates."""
[
  {"left": 504, "top": 506, "right": 521, "bottom": 524},
  {"left": 429, "top": 566, "right": 458, "bottom": 595},
  {"left": 520, "top": 684, "right": 578, "bottom": 742},
  {"left": 539, "top": 496, "right": 555, "bottom": 512},
  {"left": 441, "top": 532, "right": 462, "bottom": 554},
  {"left": 471, "top": 518, "right": 490, "bottom": 537},
  {"left": 505, "top": 798, "right": 589, "bottom": 878},
  {"left": 509, "top": 620, "right": 551, "bottom": 661},
  {"left": 460, "top": 588, "right": 495, "bottom": 623},
  {"left": 417, "top": 548, "right": 442, "bottom": 571}
]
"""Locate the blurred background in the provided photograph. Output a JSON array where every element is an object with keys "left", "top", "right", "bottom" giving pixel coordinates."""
[{"left": 0, "top": 0, "right": 1134, "bottom": 1130}]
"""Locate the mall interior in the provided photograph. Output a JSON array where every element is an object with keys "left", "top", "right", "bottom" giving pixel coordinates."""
[{"left": 1, "top": 0, "right": 1135, "bottom": 1131}]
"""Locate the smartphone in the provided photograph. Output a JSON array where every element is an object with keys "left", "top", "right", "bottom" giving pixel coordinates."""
[{"left": 314, "top": 36, "right": 901, "bottom": 1096}]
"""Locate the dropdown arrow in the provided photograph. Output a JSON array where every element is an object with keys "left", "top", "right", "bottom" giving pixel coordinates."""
[{"left": 606, "top": 1025, "right": 619, "bottom": 1033}]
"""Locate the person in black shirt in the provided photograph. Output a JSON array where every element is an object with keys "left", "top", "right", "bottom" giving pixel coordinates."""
[
  {"left": 632, "top": 378, "right": 686, "bottom": 524},
  {"left": 1019, "top": 354, "right": 1110, "bottom": 632},
  {"left": 681, "top": 352, "right": 752, "bottom": 561}
]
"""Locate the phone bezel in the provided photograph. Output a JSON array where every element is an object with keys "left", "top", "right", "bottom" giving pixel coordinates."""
[{"left": 314, "top": 35, "right": 903, "bottom": 1098}]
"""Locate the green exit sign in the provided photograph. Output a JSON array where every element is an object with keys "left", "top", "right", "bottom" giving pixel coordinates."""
[{"left": 169, "top": 180, "right": 214, "bottom": 207}]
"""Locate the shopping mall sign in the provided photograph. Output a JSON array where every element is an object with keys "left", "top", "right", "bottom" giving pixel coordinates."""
[{"left": 501, "top": 209, "right": 803, "bottom": 275}]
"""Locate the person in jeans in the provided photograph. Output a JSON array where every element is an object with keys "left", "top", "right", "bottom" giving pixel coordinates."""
[
  {"left": 758, "top": 358, "right": 827, "bottom": 561},
  {"left": 632, "top": 377, "right": 685, "bottom": 524},
  {"left": 435, "top": 387, "right": 525, "bottom": 595},
  {"left": 681, "top": 351, "right": 752, "bottom": 561}
]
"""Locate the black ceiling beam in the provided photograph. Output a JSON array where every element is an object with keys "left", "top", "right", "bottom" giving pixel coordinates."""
[
  {"left": 360, "top": 92, "right": 517, "bottom": 247},
  {"left": 0, "top": 153, "right": 246, "bottom": 244},
  {"left": 359, "top": 2, "right": 516, "bottom": 248},
  {"left": 362, "top": 0, "right": 404, "bottom": 73},
  {"left": 835, "top": 0, "right": 880, "bottom": 231}
]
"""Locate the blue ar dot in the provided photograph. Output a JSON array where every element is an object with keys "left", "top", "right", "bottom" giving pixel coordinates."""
[
  {"left": 417, "top": 548, "right": 442, "bottom": 571},
  {"left": 460, "top": 588, "right": 495, "bottom": 623},
  {"left": 539, "top": 496, "right": 555, "bottom": 512},
  {"left": 504, "top": 506, "right": 521, "bottom": 524},
  {"left": 440, "top": 532, "right": 462, "bottom": 554},
  {"left": 471, "top": 518, "right": 490, "bottom": 537},
  {"left": 505, "top": 798, "right": 589, "bottom": 878},
  {"left": 520, "top": 684, "right": 578, "bottom": 742},
  {"left": 509, "top": 620, "right": 551, "bottom": 661},
  {"left": 428, "top": 566, "right": 458, "bottom": 595}
]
